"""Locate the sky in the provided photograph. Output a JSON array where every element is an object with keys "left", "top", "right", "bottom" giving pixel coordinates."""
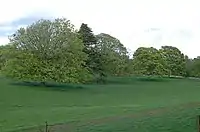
[{"left": 0, "top": 0, "right": 200, "bottom": 58}]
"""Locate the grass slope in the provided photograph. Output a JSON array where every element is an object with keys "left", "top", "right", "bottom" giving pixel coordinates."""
[{"left": 1, "top": 76, "right": 200, "bottom": 131}]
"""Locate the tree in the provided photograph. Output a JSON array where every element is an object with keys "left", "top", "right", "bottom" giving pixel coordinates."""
[
  {"left": 96, "top": 33, "right": 131, "bottom": 76},
  {"left": 2, "top": 18, "right": 91, "bottom": 84},
  {"left": 0, "top": 46, "right": 6, "bottom": 71},
  {"left": 187, "top": 57, "right": 200, "bottom": 77},
  {"left": 78, "top": 23, "right": 97, "bottom": 52},
  {"left": 159, "top": 46, "right": 186, "bottom": 76},
  {"left": 78, "top": 23, "right": 99, "bottom": 71},
  {"left": 0, "top": 44, "right": 15, "bottom": 72},
  {"left": 132, "top": 47, "right": 168, "bottom": 76},
  {"left": 78, "top": 23, "right": 105, "bottom": 82},
  {"left": 184, "top": 55, "right": 193, "bottom": 77},
  {"left": 0, "top": 46, "right": 6, "bottom": 72}
]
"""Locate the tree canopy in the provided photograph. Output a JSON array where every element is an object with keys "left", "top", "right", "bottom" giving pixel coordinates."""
[
  {"left": 0, "top": 17, "right": 199, "bottom": 85},
  {"left": 96, "top": 33, "right": 130, "bottom": 76},
  {"left": 1, "top": 19, "right": 91, "bottom": 83},
  {"left": 132, "top": 47, "right": 168, "bottom": 76},
  {"left": 160, "top": 46, "right": 186, "bottom": 76}
]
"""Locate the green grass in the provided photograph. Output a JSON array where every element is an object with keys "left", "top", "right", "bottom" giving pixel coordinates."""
[{"left": 1, "top": 76, "right": 200, "bottom": 131}]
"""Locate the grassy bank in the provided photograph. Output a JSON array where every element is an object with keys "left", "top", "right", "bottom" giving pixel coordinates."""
[{"left": 1, "top": 76, "right": 200, "bottom": 131}]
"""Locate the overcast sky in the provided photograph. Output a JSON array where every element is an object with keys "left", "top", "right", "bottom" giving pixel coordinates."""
[{"left": 0, "top": 0, "right": 200, "bottom": 58}]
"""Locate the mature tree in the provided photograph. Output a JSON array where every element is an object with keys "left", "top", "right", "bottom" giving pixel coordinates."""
[
  {"left": 96, "top": 33, "right": 128, "bottom": 56},
  {"left": 184, "top": 55, "right": 193, "bottom": 77},
  {"left": 96, "top": 33, "right": 131, "bottom": 76},
  {"left": 78, "top": 23, "right": 99, "bottom": 71},
  {"left": 2, "top": 18, "right": 91, "bottom": 83},
  {"left": 132, "top": 47, "right": 168, "bottom": 76},
  {"left": 0, "top": 44, "right": 15, "bottom": 72},
  {"left": 0, "top": 46, "right": 6, "bottom": 71},
  {"left": 159, "top": 46, "right": 186, "bottom": 76},
  {"left": 78, "top": 23, "right": 97, "bottom": 51},
  {"left": 188, "top": 57, "right": 200, "bottom": 77},
  {"left": 0, "top": 46, "right": 6, "bottom": 72}
]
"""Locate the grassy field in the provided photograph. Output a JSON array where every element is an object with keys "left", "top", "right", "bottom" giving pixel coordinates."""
[{"left": 1, "top": 76, "right": 200, "bottom": 131}]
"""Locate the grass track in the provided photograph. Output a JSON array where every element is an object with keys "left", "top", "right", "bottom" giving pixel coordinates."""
[{"left": 47, "top": 102, "right": 200, "bottom": 132}]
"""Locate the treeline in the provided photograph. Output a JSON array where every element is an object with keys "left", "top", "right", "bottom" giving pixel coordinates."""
[{"left": 0, "top": 18, "right": 199, "bottom": 84}]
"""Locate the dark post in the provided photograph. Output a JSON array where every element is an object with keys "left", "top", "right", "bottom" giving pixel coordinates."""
[
  {"left": 45, "top": 121, "right": 48, "bottom": 132},
  {"left": 197, "top": 115, "right": 200, "bottom": 132}
]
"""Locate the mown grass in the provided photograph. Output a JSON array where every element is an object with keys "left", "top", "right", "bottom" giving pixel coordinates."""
[{"left": 1, "top": 76, "right": 200, "bottom": 131}]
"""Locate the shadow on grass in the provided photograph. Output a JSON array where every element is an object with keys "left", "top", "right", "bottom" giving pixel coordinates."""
[
  {"left": 10, "top": 81, "right": 86, "bottom": 92},
  {"left": 105, "top": 76, "right": 171, "bottom": 85},
  {"left": 7, "top": 75, "right": 184, "bottom": 91},
  {"left": 137, "top": 76, "right": 169, "bottom": 82}
]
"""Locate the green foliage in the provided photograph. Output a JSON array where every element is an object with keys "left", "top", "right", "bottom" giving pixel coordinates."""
[
  {"left": 78, "top": 23, "right": 97, "bottom": 51},
  {"left": 96, "top": 33, "right": 130, "bottom": 76},
  {"left": 132, "top": 47, "right": 168, "bottom": 76},
  {"left": 182, "top": 55, "right": 200, "bottom": 78},
  {"left": 185, "top": 55, "right": 193, "bottom": 77},
  {"left": 0, "top": 44, "right": 15, "bottom": 72},
  {"left": 1, "top": 17, "right": 200, "bottom": 84},
  {"left": 0, "top": 46, "right": 6, "bottom": 71},
  {"left": 78, "top": 24, "right": 111, "bottom": 83},
  {"left": 188, "top": 57, "right": 200, "bottom": 77},
  {"left": 131, "top": 46, "right": 189, "bottom": 77},
  {"left": 78, "top": 23, "right": 99, "bottom": 72},
  {"left": 160, "top": 46, "right": 186, "bottom": 76},
  {"left": 2, "top": 19, "right": 91, "bottom": 83}
]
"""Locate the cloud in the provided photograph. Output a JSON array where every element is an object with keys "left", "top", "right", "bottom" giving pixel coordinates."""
[
  {"left": 0, "top": 14, "right": 53, "bottom": 41},
  {"left": 0, "top": 36, "right": 9, "bottom": 45},
  {"left": 0, "top": 0, "right": 200, "bottom": 58}
]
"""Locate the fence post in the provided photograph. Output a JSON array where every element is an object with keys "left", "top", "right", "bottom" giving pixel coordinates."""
[
  {"left": 197, "top": 115, "right": 200, "bottom": 132},
  {"left": 45, "top": 121, "right": 48, "bottom": 132}
]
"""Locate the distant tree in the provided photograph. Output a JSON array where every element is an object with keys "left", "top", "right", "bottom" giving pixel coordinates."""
[
  {"left": 96, "top": 33, "right": 130, "bottom": 76},
  {"left": 78, "top": 23, "right": 97, "bottom": 52},
  {"left": 0, "top": 44, "right": 15, "bottom": 72},
  {"left": 188, "top": 57, "right": 200, "bottom": 77},
  {"left": 159, "top": 46, "right": 186, "bottom": 76},
  {"left": 78, "top": 23, "right": 98, "bottom": 69},
  {"left": 132, "top": 47, "right": 168, "bottom": 76},
  {"left": 184, "top": 55, "right": 193, "bottom": 77},
  {"left": 2, "top": 18, "right": 91, "bottom": 84},
  {"left": 78, "top": 23, "right": 105, "bottom": 82},
  {"left": 0, "top": 46, "right": 6, "bottom": 71}
]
